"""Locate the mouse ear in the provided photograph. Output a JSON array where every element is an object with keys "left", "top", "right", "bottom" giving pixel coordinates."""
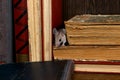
[
  {"left": 53, "top": 28, "right": 58, "bottom": 34},
  {"left": 61, "top": 29, "right": 66, "bottom": 34}
]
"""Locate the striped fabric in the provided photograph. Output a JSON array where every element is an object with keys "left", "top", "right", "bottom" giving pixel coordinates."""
[{"left": 13, "top": 0, "right": 29, "bottom": 62}]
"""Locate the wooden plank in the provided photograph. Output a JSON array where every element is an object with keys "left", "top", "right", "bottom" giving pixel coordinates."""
[
  {"left": 27, "top": 0, "right": 52, "bottom": 61},
  {"left": 53, "top": 46, "right": 120, "bottom": 60},
  {"left": 43, "top": 0, "right": 52, "bottom": 61},
  {"left": 27, "top": 0, "right": 42, "bottom": 61}
]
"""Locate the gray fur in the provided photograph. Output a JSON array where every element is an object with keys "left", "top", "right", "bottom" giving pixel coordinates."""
[{"left": 53, "top": 28, "right": 67, "bottom": 47}]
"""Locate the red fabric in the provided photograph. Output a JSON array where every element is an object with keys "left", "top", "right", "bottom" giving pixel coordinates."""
[
  {"left": 13, "top": 0, "right": 29, "bottom": 54},
  {"left": 13, "top": 0, "right": 63, "bottom": 56},
  {"left": 52, "top": 0, "right": 63, "bottom": 28}
]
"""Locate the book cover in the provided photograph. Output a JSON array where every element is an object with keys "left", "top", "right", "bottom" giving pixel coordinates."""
[{"left": 0, "top": 0, "right": 13, "bottom": 63}]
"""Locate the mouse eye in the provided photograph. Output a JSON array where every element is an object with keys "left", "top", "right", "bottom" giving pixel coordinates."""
[{"left": 59, "top": 39, "right": 61, "bottom": 42}]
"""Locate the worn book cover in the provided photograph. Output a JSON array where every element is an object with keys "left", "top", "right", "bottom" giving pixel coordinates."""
[{"left": 0, "top": 0, "right": 13, "bottom": 63}]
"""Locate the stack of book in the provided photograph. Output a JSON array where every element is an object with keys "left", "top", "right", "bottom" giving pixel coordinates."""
[{"left": 53, "top": 15, "right": 120, "bottom": 73}]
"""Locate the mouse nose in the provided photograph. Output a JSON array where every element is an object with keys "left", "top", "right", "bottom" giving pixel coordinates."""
[{"left": 64, "top": 42, "right": 69, "bottom": 46}]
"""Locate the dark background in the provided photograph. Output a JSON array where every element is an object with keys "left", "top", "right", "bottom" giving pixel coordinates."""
[{"left": 63, "top": 0, "right": 120, "bottom": 20}]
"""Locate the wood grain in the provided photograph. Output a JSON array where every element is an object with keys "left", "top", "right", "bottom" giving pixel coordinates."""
[{"left": 27, "top": 0, "right": 42, "bottom": 61}]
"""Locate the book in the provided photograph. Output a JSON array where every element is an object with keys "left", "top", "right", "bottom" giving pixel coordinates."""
[
  {"left": 0, "top": 0, "right": 13, "bottom": 63},
  {"left": 75, "top": 63, "right": 120, "bottom": 73},
  {"left": 53, "top": 46, "right": 120, "bottom": 73}
]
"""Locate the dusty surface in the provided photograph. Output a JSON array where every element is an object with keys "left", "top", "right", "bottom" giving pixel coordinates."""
[{"left": 67, "top": 15, "right": 120, "bottom": 24}]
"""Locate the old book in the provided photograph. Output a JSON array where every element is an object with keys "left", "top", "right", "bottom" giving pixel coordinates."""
[
  {"left": 0, "top": 60, "right": 74, "bottom": 80},
  {"left": 74, "top": 63, "right": 120, "bottom": 73},
  {"left": 65, "top": 15, "right": 120, "bottom": 45},
  {"left": 0, "top": 0, "right": 13, "bottom": 63},
  {"left": 53, "top": 46, "right": 120, "bottom": 61},
  {"left": 53, "top": 46, "right": 120, "bottom": 73}
]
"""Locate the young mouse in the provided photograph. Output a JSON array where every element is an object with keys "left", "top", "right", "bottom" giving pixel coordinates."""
[{"left": 53, "top": 28, "right": 68, "bottom": 47}]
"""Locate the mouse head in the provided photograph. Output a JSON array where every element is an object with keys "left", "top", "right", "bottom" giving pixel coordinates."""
[{"left": 53, "top": 28, "right": 67, "bottom": 47}]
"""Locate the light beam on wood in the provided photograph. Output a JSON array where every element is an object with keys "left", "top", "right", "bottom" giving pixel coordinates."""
[
  {"left": 27, "top": 0, "right": 42, "bottom": 62},
  {"left": 27, "top": 0, "right": 52, "bottom": 61}
]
